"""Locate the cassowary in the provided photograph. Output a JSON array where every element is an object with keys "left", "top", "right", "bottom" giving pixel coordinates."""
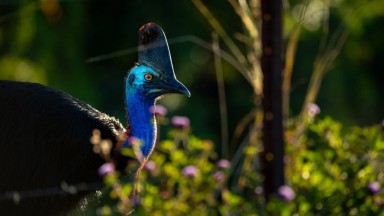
[{"left": 0, "top": 22, "right": 190, "bottom": 215}]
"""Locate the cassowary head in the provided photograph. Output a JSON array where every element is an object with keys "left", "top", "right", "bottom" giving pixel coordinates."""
[
  {"left": 123, "top": 23, "right": 190, "bottom": 157},
  {"left": 125, "top": 23, "right": 190, "bottom": 99}
]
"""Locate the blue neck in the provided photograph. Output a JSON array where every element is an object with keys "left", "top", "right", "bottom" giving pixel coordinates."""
[{"left": 125, "top": 90, "right": 156, "bottom": 157}]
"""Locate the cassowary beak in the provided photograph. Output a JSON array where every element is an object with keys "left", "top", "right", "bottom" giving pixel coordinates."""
[
  {"left": 165, "top": 79, "right": 191, "bottom": 97},
  {"left": 149, "top": 79, "right": 191, "bottom": 97}
]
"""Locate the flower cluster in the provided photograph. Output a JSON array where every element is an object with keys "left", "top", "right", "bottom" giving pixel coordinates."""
[
  {"left": 278, "top": 185, "right": 296, "bottom": 201},
  {"left": 149, "top": 105, "right": 168, "bottom": 117},
  {"left": 171, "top": 116, "right": 190, "bottom": 129},
  {"left": 98, "top": 162, "right": 115, "bottom": 177},
  {"left": 307, "top": 103, "right": 320, "bottom": 117},
  {"left": 182, "top": 165, "right": 199, "bottom": 178},
  {"left": 95, "top": 114, "right": 384, "bottom": 216},
  {"left": 367, "top": 182, "right": 381, "bottom": 194}
]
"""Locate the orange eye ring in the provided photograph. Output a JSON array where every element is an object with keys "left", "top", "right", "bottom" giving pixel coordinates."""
[{"left": 144, "top": 73, "right": 153, "bottom": 81}]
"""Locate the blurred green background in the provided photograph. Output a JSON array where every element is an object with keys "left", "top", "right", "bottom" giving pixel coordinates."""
[{"left": 0, "top": 0, "right": 383, "bottom": 155}]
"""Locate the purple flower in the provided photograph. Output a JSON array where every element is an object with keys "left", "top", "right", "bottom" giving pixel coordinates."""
[
  {"left": 213, "top": 171, "right": 225, "bottom": 183},
  {"left": 149, "top": 105, "right": 168, "bottom": 117},
  {"left": 254, "top": 186, "right": 263, "bottom": 195},
  {"left": 98, "top": 162, "right": 115, "bottom": 176},
  {"left": 217, "top": 159, "right": 231, "bottom": 169},
  {"left": 308, "top": 103, "right": 320, "bottom": 117},
  {"left": 182, "top": 165, "right": 199, "bottom": 178},
  {"left": 278, "top": 185, "right": 296, "bottom": 201},
  {"left": 128, "top": 136, "right": 141, "bottom": 145},
  {"left": 171, "top": 116, "right": 190, "bottom": 129},
  {"left": 144, "top": 160, "right": 157, "bottom": 173},
  {"left": 367, "top": 182, "right": 381, "bottom": 194}
]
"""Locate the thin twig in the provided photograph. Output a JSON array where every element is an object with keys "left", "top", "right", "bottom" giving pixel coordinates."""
[
  {"left": 230, "top": 109, "right": 257, "bottom": 149},
  {"left": 228, "top": 130, "right": 251, "bottom": 191},
  {"left": 226, "top": 0, "right": 263, "bottom": 96},
  {"left": 294, "top": 28, "right": 348, "bottom": 140},
  {"left": 318, "top": 0, "right": 330, "bottom": 55},
  {"left": 191, "top": 0, "right": 252, "bottom": 82},
  {"left": 212, "top": 32, "right": 229, "bottom": 159},
  {"left": 282, "top": 26, "right": 301, "bottom": 125},
  {"left": 281, "top": 0, "right": 311, "bottom": 124},
  {"left": 292, "top": 0, "right": 374, "bottom": 139},
  {"left": 228, "top": 0, "right": 259, "bottom": 45}
]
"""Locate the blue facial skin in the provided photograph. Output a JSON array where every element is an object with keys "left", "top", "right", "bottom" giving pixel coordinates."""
[{"left": 124, "top": 64, "right": 190, "bottom": 157}]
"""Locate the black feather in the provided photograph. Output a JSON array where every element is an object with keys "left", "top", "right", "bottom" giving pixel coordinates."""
[{"left": 0, "top": 80, "right": 124, "bottom": 215}]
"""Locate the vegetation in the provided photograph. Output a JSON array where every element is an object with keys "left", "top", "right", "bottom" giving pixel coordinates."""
[
  {"left": 75, "top": 113, "right": 384, "bottom": 215},
  {"left": 1, "top": 0, "right": 383, "bottom": 215}
]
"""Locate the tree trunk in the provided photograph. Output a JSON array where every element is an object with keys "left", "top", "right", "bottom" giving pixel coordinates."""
[{"left": 260, "top": 0, "right": 284, "bottom": 200}]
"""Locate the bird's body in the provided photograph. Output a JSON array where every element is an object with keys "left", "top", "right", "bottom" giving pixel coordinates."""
[
  {"left": 0, "top": 80, "right": 123, "bottom": 215},
  {"left": 0, "top": 23, "right": 190, "bottom": 215}
]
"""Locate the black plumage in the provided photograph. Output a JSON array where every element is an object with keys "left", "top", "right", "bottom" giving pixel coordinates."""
[{"left": 0, "top": 80, "right": 124, "bottom": 215}]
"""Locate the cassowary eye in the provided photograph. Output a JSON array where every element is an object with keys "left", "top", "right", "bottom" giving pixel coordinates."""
[{"left": 144, "top": 73, "right": 153, "bottom": 81}]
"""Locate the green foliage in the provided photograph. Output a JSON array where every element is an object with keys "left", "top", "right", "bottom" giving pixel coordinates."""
[
  {"left": 280, "top": 117, "right": 384, "bottom": 215},
  {"left": 79, "top": 117, "right": 384, "bottom": 215},
  {"left": 0, "top": 55, "right": 46, "bottom": 83}
]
